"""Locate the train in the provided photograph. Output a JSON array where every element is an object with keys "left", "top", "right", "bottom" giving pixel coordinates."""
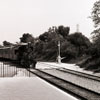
[{"left": 0, "top": 43, "right": 37, "bottom": 68}]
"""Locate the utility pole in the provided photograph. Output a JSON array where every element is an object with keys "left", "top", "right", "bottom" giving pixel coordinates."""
[{"left": 57, "top": 41, "right": 61, "bottom": 64}]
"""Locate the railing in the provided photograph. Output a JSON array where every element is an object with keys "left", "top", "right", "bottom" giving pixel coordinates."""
[{"left": 0, "top": 60, "right": 31, "bottom": 77}]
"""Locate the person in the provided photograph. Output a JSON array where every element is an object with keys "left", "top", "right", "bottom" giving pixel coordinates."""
[
  {"left": 29, "top": 56, "right": 37, "bottom": 69},
  {"left": 33, "top": 59, "right": 37, "bottom": 68}
]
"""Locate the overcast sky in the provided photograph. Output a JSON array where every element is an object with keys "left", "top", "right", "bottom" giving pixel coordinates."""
[{"left": 0, "top": 0, "right": 96, "bottom": 43}]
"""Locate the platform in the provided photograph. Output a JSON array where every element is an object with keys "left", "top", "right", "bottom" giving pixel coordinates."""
[{"left": 0, "top": 75, "right": 77, "bottom": 100}]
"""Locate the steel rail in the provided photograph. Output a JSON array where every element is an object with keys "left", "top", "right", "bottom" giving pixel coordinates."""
[
  {"left": 40, "top": 62, "right": 100, "bottom": 82},
  {"left": 29, "top": 69, "right": 100, "bottom": 100}
]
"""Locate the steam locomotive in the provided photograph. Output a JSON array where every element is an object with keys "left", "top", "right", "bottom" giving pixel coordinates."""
[{"left": 0, "top": 43, "right": 36, "bottom": 68}]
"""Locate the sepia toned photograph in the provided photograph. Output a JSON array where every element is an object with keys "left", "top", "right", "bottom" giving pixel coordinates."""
[{"left": 0, "top": 0, "right": 100, "bottom": 100}]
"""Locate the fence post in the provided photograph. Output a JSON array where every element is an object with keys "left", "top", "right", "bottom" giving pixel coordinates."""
[
  {"left": 1, "top": 62, "right": 2, "bottom": 77},
  {"left": 29, "top": 66, "right": 30, "bottom": 77},
  {"left": 3, "top": 62, "right": 4, "bottom": 77}
]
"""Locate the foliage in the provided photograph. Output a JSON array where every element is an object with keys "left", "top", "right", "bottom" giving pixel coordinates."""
[
  {"left": 60, "top": 40, "right": 78, "bottom": 61},
  {"left": 67, "top": 32, "right": 91, "bottom": 56},
  {"left": 91, "top": 0, "right": 100, "bottom": 28},
  {"left": 32, "top": 26, "right": 91, "bottom": 62},
  {"left": 39, "top": 32, "right": 49, "bottom": 42},
  {"left": 77, "top": 0, "right": 100, "bottom": 72},
  {"left": 39, "top": 25, "right": 70, "bottom": 42},
  {"left": 3, "top": 41, "right": 13, "bottom": 47},
  {"left": 16, "top": 25, "right": 91, "bottom": 66},
  {"left": 91, "top": 0, "right": 100, "bottom": 42},
  {"left": 57, "top": 25, "right": 70, "bottom": 38},
  {"left": 90, "top": 0, "right": 100, "bottom": 57},
  {"left": 20, "top": 33, "right": 34, "bottom": 43},
  {"left": 67, "top": 32, "right": 91, "bottom": 47}
]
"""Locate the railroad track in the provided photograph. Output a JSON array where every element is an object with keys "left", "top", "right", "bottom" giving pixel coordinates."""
[
  {"left": 29, "top": 69, "right": 100, "bottom": 100},
  {"left": 41, "top": 62, "right": 100, "bottom": 82},
  {"left": 38, "top": 62, "right": 100, "bottom": 93},
  {"left": 40, "top": 62, "right": 100, "bottom": 81}
]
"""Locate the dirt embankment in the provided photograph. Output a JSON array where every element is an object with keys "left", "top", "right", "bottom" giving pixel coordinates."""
[{"left": 76, "top": 56, "right": 100, "bottom": 73}]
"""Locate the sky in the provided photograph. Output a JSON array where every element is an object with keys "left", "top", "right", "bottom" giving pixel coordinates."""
[{"left": 0, "top": 0, "right": 96, "bottom": 44}]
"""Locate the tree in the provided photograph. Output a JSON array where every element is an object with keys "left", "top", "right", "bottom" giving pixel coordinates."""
[
  {"left": 39, "top": 32, "right": 49, "bottom": 42},
  {"left": 20, "top": 33, "right": 34, "bottom": 43},
  {"left": 67, "top": 32, "right": 91, "bottom": 47},
  {"left": 57, "top": 25, "right": 70, "bottom": 38},
  {"left": 3, "top": 41, "right": 13, "bottom": 47},
  {"left": 39, "top": 26, "right": 57, "bottom": 42},
  {"left": 67, "top": 32, "right": 91, "bottom": 56},
  {"left": 78, "top": 0, "right": 100, "bottom": 72},
  {"left": 91, "top": 0, "right": 100, "bottom": 56},
  {"left": 61, "top": 40, "right": 78, "bottom": 60},
  {"left": 91, "top": 0, "right": 100, "bottom": 28},
  {"left": 91, "top": 0, "right": 100, "bottom": 41}
]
